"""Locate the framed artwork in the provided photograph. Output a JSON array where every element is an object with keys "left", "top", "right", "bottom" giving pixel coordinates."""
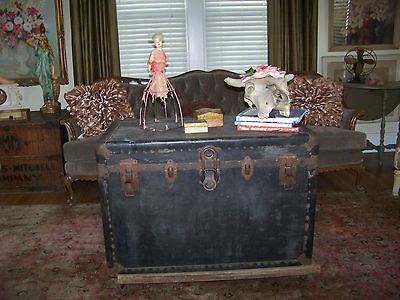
[
  {"left": 329, "top": 0, "right": 400, "bottom": 51},
  {"left": 0, "top": 0, "right": 68, "bottom": 86}
]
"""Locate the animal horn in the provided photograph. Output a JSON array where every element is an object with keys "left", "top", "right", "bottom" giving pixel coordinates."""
[{"left": 224, "top": 77, "right": 245, "bottom": 88}]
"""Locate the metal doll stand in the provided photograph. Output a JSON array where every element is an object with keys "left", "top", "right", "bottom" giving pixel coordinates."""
[{"left": 140, "top": 77, "right": 184, "bottom": 131}]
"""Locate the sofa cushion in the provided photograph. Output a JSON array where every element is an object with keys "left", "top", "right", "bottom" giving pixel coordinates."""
[
  {"left": 307, "top": 125, "right": 366, "bottom": 151},
  {"left": 317, "top": 150, "right": 364, "bottom": 169},
  {"left": 289, "top": 76, "right": 344, "bottom": 127},
  {"left": 65, "top": 78, "right": 134, "bottom": 137},
  {"left": 63, "top": 135, "right": 101, "bottom": 162},
  {"left": 64, "top": 160, "right": 98, "bottom": 177}
]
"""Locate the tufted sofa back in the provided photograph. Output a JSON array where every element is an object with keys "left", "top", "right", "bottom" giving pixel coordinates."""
[
  {"left": 120, "top": 69, "right": 247, "bottom": 118},
  {"left": 114, "top": 69, "right": 361, "bottom": 131}
]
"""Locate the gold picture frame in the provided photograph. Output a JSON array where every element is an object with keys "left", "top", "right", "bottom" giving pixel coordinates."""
[
  {"left": 329, "top": 0, "right": 400, "bottom": 52},
  {"left": 0, "top": 0, "right": 68, "bottom": 86}
]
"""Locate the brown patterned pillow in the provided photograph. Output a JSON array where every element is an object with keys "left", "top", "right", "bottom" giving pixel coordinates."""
[
  {"left": 65, "top": 78, "right": 134, "bottom": 137},
  {"left": 288, "top": 76, "right": 343, "bottom": 127}
]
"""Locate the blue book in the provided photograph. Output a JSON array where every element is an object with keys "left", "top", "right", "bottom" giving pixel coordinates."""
[{"left": 235, "top": 108, "right": 306, "bottom": 124}]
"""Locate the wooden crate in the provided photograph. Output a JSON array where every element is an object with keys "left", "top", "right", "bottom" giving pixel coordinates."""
[{"left": 0, "top": 111, "right": 66, "bottom": 193}]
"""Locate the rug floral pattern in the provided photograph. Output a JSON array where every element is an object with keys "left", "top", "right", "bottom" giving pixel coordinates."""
[{"left": 0, "top": 191, "right": 399, "bottom": 299}]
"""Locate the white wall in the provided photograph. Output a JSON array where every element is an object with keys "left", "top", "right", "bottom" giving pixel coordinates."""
[
  {"left": 17, "top": 0, "right": 74, "bottom": 111},
  {"left": 317, "top": 0, "right": 399, "bottom": 148}
]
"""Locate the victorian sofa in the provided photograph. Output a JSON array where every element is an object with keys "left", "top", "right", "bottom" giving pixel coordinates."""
[{"left": 61, "top": 69, "right": 366, "bottom": 202}]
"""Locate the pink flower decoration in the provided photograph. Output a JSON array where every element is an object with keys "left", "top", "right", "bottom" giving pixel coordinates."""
[
  {"left": 255, "top": 65, "right": 286, "bottom": 78},
  {"left": 6, "top": 11, "right": 15, "bottom": 19},
  {"left": 12, "top": 23, "right": 22, "bottom": 35},
  {"left": 27, "top": 7, "right": 39, "bottom": 17},
  {"left": 34, "top": 24, "right": 41, "bottom": 35},
  {"left": 0, "top": 23, "right": 5, "bottom": 35},
  {"left": 14, "top": 2, "right": 22, "bottom": 11},
  {"left": 241, "top": 65, "right": 286, "bottom": 82},
  {"left": 7, "top": 35, "right": 16, "bottom": 47}
]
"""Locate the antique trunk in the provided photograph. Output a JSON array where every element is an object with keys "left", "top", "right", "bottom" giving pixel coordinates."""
[{"left": 96, "top": 117, "right": 319, "bottom": 283}]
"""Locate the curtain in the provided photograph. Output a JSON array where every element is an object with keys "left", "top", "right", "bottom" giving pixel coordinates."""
[
  {"left": 69, "top": 0, "right": 121, "bottom": 85},
  {"left": 267, "top": 0, "right": 318, "bottom": 73}
]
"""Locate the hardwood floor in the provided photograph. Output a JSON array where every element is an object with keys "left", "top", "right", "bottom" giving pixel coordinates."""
[
  {"left": 318, "top": 152, "right": 394, "bottom": 193},
  {"left": 0, "top": 152, "right": 395, "bottom": 205}
]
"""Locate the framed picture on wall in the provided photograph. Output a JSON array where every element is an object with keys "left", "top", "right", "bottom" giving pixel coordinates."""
[
  {"left": 329, "top": 0, "right": 400, "bottom": 51},
  {"left": 0, "top": 0, "right": 68, "bottom": 86}
]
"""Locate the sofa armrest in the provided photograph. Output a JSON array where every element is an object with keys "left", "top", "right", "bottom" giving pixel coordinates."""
[
  {"left": 341, "top": 107, "right": 365, "bottom": 131},
  {"left": 60, "top": 117, "right": 82, "bottom": 141}
]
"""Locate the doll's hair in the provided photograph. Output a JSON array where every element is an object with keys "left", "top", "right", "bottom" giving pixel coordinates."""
[{"left": 152, "top": 32, "right": 163, "bottom": 42}]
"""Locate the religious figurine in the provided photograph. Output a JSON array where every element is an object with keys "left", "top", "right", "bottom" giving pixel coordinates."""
[
  {"left": 140, "top": 33, "right": 183, "bottom": 130},
  {"left": 26, "top": 24, "right": 60, "bottom": 114}
]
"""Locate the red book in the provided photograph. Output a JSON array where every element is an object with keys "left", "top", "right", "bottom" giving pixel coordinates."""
[{"left": 236, "top": 125, "right": 299, "bottom": 133}]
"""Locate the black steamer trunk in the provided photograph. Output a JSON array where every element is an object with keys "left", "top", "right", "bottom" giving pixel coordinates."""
[{"left": 96, "top": 117, "right": 319, "bottom": 283}]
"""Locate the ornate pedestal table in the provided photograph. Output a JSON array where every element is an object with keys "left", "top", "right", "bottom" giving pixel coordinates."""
[{"left": 343, "top": 82, "right": 400, "bottom": 167}]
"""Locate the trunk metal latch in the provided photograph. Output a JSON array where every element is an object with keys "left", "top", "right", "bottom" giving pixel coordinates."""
[
  {"left": 120, "top": 159, "right": 139, "bottom": 196},
  {"left": 164, "top": 159, "right": 177, "bottom": 183},
  {"left": 199, "top": 145, "right": 220, "bottom": 191},
  {"left": 279, "top": 153, "right": 297, "bottom": 190},
  {"left": 241, "top": 155, "right": 254, "bottom": 180}
]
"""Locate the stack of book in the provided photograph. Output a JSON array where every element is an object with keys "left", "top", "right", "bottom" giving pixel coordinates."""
[{"left": 235, "top": 108, "right": 306, "bottom": 133}]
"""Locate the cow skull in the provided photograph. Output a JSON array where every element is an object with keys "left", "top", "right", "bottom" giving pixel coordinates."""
[{"left": 224, "top": 74, "right": 295, "bottom": 119}]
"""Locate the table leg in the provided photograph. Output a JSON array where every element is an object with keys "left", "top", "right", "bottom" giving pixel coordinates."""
[
  {"left": 393, "top": 119, "right": 400, "bottom": 196},
  {"left": 378, "top": 90, "right": 387, "bottom": 167}
]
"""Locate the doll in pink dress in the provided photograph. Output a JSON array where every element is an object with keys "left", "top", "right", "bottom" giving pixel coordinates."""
[
  {"left": 140, "top": 33, "right": 183, "bottom": 130},
  {"left": 148, "top": 33, "right": 168, "bottom": 99}
]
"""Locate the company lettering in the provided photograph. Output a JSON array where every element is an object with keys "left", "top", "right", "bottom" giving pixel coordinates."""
[{"left": 0, "top": 173, "right": 42, "bottom": 183}]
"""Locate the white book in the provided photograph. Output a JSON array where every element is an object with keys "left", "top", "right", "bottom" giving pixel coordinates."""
[
  {"left": 237, "top": 125, "right": 299, "bottom": 133},
  {"left": 234, "top": 120, "right": 293, "bottom": 127},
  {"left": 236, "top": 108, "right": 306, "bottom": 124}
]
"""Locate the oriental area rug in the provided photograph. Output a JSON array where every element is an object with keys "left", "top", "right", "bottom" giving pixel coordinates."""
[{"left": 0, "top": 191, "right": 399, "bottom": 299}]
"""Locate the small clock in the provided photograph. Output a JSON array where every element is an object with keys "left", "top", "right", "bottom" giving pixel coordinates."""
[{"left": 0, "top": 88, "right": 7, "bottom": 105}]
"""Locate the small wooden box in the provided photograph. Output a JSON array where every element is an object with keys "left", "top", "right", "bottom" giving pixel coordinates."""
[{"left": 194, "top": 108, "right": 224, "bottom": 127}]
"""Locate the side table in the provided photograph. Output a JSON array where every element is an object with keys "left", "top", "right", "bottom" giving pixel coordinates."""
[
  {"left": 0, "top": 111, "right": 67, "bottom": 193},
  {"left": 343, "top": 82, "right": 400, "bottom": 166}
]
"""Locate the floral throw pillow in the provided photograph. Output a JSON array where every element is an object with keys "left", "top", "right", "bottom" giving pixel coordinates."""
[
  {"left": 288, "top": 76, "right": 344, "bottom": 127},
  {"left": 65, "top": 78, "right": 134, "bottom": 137}
]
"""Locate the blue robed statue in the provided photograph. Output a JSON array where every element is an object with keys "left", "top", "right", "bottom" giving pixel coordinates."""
[{"left": 26, "top": 23, "right": 60, "bottom": 114}]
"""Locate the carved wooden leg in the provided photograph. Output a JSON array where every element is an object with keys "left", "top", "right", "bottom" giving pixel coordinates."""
[
  {"left": 393, "top": 170, "right": 400, "bottom": 196},
  {"left": 64, "top": 175, "right": 75, "bottom": 205},
  {"left": 355, "top": 166, "right": 365, "bottom": 192}
]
